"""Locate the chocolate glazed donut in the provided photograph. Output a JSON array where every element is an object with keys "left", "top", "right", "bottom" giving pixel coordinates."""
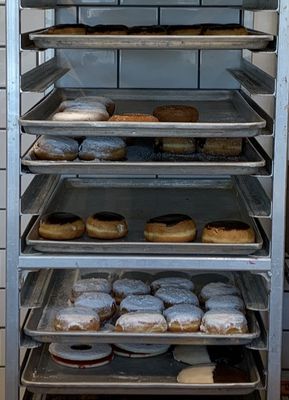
[
  {"left": 201, "top": 220, "right": 255, "bottom": 244},
  {"left": 39, "top": 212, "right": 85, "bottom": 240},
  {"left": 86, "top": 212, "right": 128, "bottom": 239}
]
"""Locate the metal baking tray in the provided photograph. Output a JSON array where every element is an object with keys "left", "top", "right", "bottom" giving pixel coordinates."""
[
  {"left": 25, "top": 177, "right": 263, "bottom": 255},
  {"left": 21, "top": 138, "right": 266, "bottom": 176},
  {"left": 20, "top": 89, "right": 266, "bottom": 137},
  {"left": 21, "top": 345, "right": 260, "bottom": 395},
  {"left": 28, "top": 28, "right": 273, "bottom": 50},
  {"left": 24, "top": 269, "right": 260, "bottom": 346}
]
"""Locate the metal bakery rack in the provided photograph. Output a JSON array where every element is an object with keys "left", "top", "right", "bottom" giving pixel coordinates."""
[{"left": 5, "top": 1, "right": 289, "bottom": 400}]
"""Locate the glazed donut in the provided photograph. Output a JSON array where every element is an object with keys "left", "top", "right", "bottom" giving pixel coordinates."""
[
  {"left": 200, "top": 309, "right": 248, "bottom": 334},
  {"left": 113, "top": 279, "right": 150, "bottom": 304},
  {"left": 164, "top": 304, "right": 204, "bottom": 332},
  {"left": 151, "top": 277, "right": 194, "bottom": 293},
  {"left": 47, "top": 24, "right": 87, "bottom": 35},
  {"left": 54, "top": 306, "right": 100, "bottom": 331},
  {"left": 38, "top": 212, "right": 85, "bottom": 240},
  {"left": 168, "top": 25, "right": 203, "bottom": 36},
  {"left": 120, "top": 294, "right": 164, "bottom": 314},
  {"left": 114, "top": 343, "right": 170, "bottom": 358},
  {"left": 52, "top": 108, "right": 109, "bottom": 122},
  {"left": 86, "top": 212, "right": 128, "bottom": 240},
  {"left": 198, "top": 138, "right": 243, "bottom": 156},
  {"left": 71, "top": 278, "right": 112, "bottom": 302},
  {"left": 205, "top": 295, "right": 245, "bottom": 312},
  {"left": 110, "top": 113, "right": 159, "bottom": 122},
  {"left": 115, "top": 312, "right": 167, "bottom": 333},
  {"left": 200, "top": 282, "right": 240, "bottom": 302},
  {"left": 201, "top": 220, "right": 255, "bottom": 244},
  {"left": 155, "top": 287, "right": 199, "bottom": 308},
  {"left": 144, "top": 214, "right": 197, "bottom": 243},
  {"left": 155, "top": 137, "right": 196, "bottom": 154},
  {"left": 129, "top": 26, "right": 167, "bottom": 35},
  {"left": 74, "top": 292, "right": 116, "bottom": 322},
  {"left": 49, "top": 343, "right": 113, "bottom": 369},
  {"left": 79, "top": 137, "right": 127, "bottom": 161},
  {"left": 153, "top": 105, "right": 199, "bottom": 122},
  {"left": 33, "top": 136, "right": 79, "bottom": 161},
  {"left": 203, "top": 24, "right": 248, "bottom": 36}
]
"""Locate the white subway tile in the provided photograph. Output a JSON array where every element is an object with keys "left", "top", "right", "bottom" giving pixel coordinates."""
[
  {"left": 0, "top": 90, "right": 6, "bottom": 129},
  {"left": 56, "top": 6, "right": 77, "bottom": 25},
  {"left": 0, "top": 330, "right": 4, "bottom": 365},
  {"left": 0, "top": 170, "right": 5, "bottom": 209},
  {"left": 0, "top": 290, "right": 4, "bottom": 326},
  {"left": 0, "top": 48, "right": 5, "bottom": 87},
  {"left": 0, "top": 250, "right": 5, "bottom": 288},
  {"left": 0, "top": 211, "right": 5, "bottom": 248},
  {"left": 121, "top": 0, "right": 199, "bottom": 4},
  {"left": 0, "top": 6, "right": 5, "bottom": 46},
  {"left": 0, "top": 131, "right": 6, "bottom": 169}
]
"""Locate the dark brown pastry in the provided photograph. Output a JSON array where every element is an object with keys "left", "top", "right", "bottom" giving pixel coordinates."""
[
  {"left": 167, "top": 24, "right": 203, "bottom": 36},
  {"left": 47, "top": 24, "right": 87, "bottom": 35},
  {"left": 153, "top": 105, "right": 199, "bottom": 123},
  {"left": 87, "top": 25, "right": 128, "bottom": 35},
  {"left": 203, "top": 24, "right": 248, "bottom": 36},
  {"left": 129, "top": 26, "right": 167, "bottom": 35},
  {"left": 202, "top": 220, "right": 255, "bottom": 244}
]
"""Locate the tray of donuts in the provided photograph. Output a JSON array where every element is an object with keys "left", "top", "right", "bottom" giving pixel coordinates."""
[
  {"left": 24, "top": 269, "right": 261, "bottom": 345},
  {"left": 25, "top": 177, "right": 263, "bottom": 255},
  {"left": 22, "top": 342, "right": 260, "bottom": 395},
  {"left": 21, "top": 136, "right": 266, "bottom": 176},
  {"left": 20, "top": 89, "right": 266, "bottom": 137},
  {"left": 28, "top": 23, "right": 273, "bottom": 50}
]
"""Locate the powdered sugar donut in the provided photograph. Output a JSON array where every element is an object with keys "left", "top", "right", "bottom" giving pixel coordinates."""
[
  {"left": 74, "top": 292, "right": 116, "bottom": 321},
  {"left": 113, "top": 279, "right": 150, "bottom": 304},
  {"left": 151, "top": 277, "right": 194, "bottom": 293},
  {"left": 200, "top": 309, "right": 248, "bottom": 334},
  {"left": 154, "top": 287, "right": 199, "bottom": 308},
  {"left": 49, "top": 343, "right": 113, "bottom": 368},
  {"left": 54, "top": 306, "right": 100, "bottom": 331},
  {"left": 120, "top": 294, "right": 164, "bottom": 314},
  {"left": 52, "top": 108, "right": 109, "bottom": 122},
  {"left": 200, "top": 282, "right": 240, "bottom": 302},
  {"left": 75, "top": 96, "right": 115, "bottom": 115},
  {"left": 33, "top": 136, "right": 79, "bottom": 161},
  {"left": 79, "top": 137, "right": 127, "bottom": 161},
  {"left": 71, "top": 278, "right": 112, "bottom": 301},
  {"left": 164, "top": 304, "right": 203, "bottom": 332},
  {"left": 205, "top": 295, "right": 245, "bottom": 312},
  {"left": 115, "top": 312, "right": 167, "bottom": 333}
]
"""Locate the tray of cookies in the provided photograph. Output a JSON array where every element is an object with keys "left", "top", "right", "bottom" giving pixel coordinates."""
[
  {"left": 27, "top": 23, "right": 273, "bottom": 50},
  {"left": 20, "top": 89, "right": 267, "bottom": 138},
  {"left": 21, "top": 137, "right": 266, "bottom": 176},
  {"left": 21, "top": 344, "right": 260, "bottom": 395},
  {"left": 24, "top": 269, "right": 261, "bottom": 345},
  {"left": 25, "top": 177, "right": 263, "bottom": 255}
]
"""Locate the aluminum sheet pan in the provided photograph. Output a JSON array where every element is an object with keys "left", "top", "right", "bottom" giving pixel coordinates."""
[
  {"left": 21, "top": 345, "right": 260, "bottom": 395},
  {"left": 21, "top": 138, "right": 266, "bottom": 176},
  {"left": 25, "top": 177, "right": 263, "bottom": 255},
  {"left": 24, "top": 269, "right": 260, "bottom": 345},
  {"left": 20, "top": 89, "right": 266, "bottom": 137},
  {"left": 29, "top": 28, "right": 273, "bottom": 50}
]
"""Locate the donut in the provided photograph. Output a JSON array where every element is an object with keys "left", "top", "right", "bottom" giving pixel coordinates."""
[
  {"left": 52, "top": 108, "right": 109, "bottom": 122},
  {"left": 201, "top": 220, "right": 256, "bottom": 244},
  {"left": 151, "top": 277, "right": 194, "bottom": 293},
  {"left": 129, "top": 26, "right": 167, "bottom": 35},
  {"left": 113, "top": 279, "right": 150, "bottom": 304},
  {"left": 205, "top": 295, "right": 245, "bottom": 312},
  {"left": 168, "top": 25, "right": 203, "bottom": 36},
  {"left": 198, "top": 138, "right": 243, "bottom": 156},
  {"left": 71, "top": 278, "right": 112, "bottom": 301},
  {"left": 144, "top": 214, "right": 197, "bottom": 243},
  {"left": 200, "top": 282, "right": 240, "bottom": 302},
  {"left": 115, "top": 312, "right": 167, "bottom": 333},
  {"left": 33, "top": 136, "right": 79, "bottom": 161},
  {"left": 109, "top": 113, "right": 159, "bottom": 122},
  {"left": 75, "top": 96, "right": 115, "bottom": 115},
  {"left": 47, "top": 24, "right": 87, "bottom": 35},
  {"left": 86, "top": 212, "right": 128, "bottom": 240},
  {"left": 54, "top": 306, "right": 100, "bottom": 331},
  {"left": 120, "top": 294, "right": 164, "bottom": 314},
  {"left": 49, "top": 343, "right": 113, "bottom": 369},
  {"left": 203, "top": 24, "right": 248, "bottom": 36},
  {"left": 87, "top": 25, "right": 128, "bottom": 35},
  {"left": 200, "top": 309, "right": 248, "bottom": 334},
  {"left": 155, "top": 138, "right": 196, "bottom": 154},
  {"left": 114, "top": 343, "right": 170, "bottom": 358},
  {"left": 79, "top": 137, "right": 127, "bottom": 161},
  {"left": 38, "top": 212, "right": 85, "bottom": 240},
  {"left": 154, "top": 287, "right": 199, "bottom": 308},
  {"left": 74, "top": 292, "right": 116, "bottom": 322},
  {"left": 164, "top": 304, "right": 203, "bottom": 332},
  {"left": 153, "top": 105, "right": 199, "bottom": 123}
]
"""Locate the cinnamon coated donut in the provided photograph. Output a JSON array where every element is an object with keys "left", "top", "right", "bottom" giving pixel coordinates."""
[
  {"left": 115, "top": 312, "right": 167, "bottom": 333},
  {"left": 54, "top": 306, "right": 100, "bottom": 331},
  {"left": 71, "top": 278, "right": 112, "bottom": 302},
  {"left": 155, "top": 287, "right": 199, "bottom": 308},
  {"left": 86, "top": 212, "right": 128, "bottom": 240},
  {"left": 120, "top": 294, "right": 164, "bottom": 314},
  {"left": 164, "top": 304, "right": 204, "bottom": 332},
  {"left": 155, "top": 137, "right": 196, "bottom": 154},
  {"left": 38, "top": 212, "right": 85, "bottom": 240},
  {"left": 33, "top": 136, "right": 79, "bottom": 161},
  {"left": 153, "top": 105, "right": 199, "bottom": 122},
  {"left": 200, "top": 309, "right": 248, "bottom": 334},
  {"left": 79, "top": 137, "right": 127, "bottom": 161},
  {"left": 202, "top": 220, "right": 255, "bottom": 244},
  {"left": 113, "top": 279, "right": 150, "bottom": 304},
  {"left": 110, "top": 113, "right": 159, "bottom": 122},
  {"left": 74, "top": 292, "right": 116, "bottom": 322},
  {"left": 144, "top": 214, "right": 197, "bottom": 243}
]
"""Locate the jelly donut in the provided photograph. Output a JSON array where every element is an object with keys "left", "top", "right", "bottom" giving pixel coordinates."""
[
  {"left": 151, "top": 277, "right": 194, "bottom": 293},
  {"left": 164, "top": 304, "right": 203, "bottom": 332},
  {"left": 205, "top": 295, "right": 245, "bottom": 312},
  {"left": 154, "top": 287, "right": 199, "bottom": 308},
  {"left": 112, "top": 279, "right": 150, "bottom": 304},
  {"left": 200, "top": 282, "right": 240, "bottom": 302},
  {"left": 71, "top": 278, "right": 112, "bottom": 302},
  {"left": 120, "top": 294, "right": 164, "bottom": 314},
  {"left": 74, "top": 292, "right": 116, "bottom": 322},
  {"left": 79, "top": 137, "right": 127, "bottom": 161},
  {"left": 54, "top": 306, "right": 100, "bottom": 331},
  {"left": 33, "top": 136, "right": 79, "bottom": 161},
  {"left": 115, "top": 312, "right": 167, "bottom": 333},
  {"left": 200, "top": 309, "right": 248, "bottom": 334}
]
